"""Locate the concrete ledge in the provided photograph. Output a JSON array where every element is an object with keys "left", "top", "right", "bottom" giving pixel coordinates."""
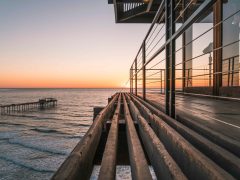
[
  {"left": 182, "top": 86, "right": 240, "bottom": 99},
  {"left": 176, "top": 115, "right": 240, "bottom": 158},
  {"left": 184, "top": 87, "right": 213, "bottom": 95},
  {"left": 220, "top": 87, "right": 240, "bottom": 98},
  {"left": 178, "top": 92, "right": 240, "bottom": 103}
]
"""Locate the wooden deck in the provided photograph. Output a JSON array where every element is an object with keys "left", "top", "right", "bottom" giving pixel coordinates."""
[
  {"left": 52, "top": 93, "right": 240, "bottom": 180},
  {"left": 144, "top": 92, "right": 240, "bottom": 142}
]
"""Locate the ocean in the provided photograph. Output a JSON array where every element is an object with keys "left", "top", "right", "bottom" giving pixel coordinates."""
[{"left": 0, "top": 88, "right": 134, "bottom": 180}]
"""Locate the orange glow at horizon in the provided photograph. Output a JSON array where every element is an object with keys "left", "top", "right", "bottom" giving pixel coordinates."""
[
  {"left": 0, "top": 1, "right": 149, "bottom": 89},
  {"left": 0, "top": 73, "right": 127, "bottom": 88}
]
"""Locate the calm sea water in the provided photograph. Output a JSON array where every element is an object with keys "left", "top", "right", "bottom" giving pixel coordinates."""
[{"left": 0, "top": 88, "right": 134, "bottom": 180}]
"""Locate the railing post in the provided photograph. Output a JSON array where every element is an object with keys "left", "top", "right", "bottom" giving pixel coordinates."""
[
  {"left": 213, "top": 0, "right": 222, "bottom": 95},
  {"left": 165, "top": 0, "right": 170, "bottom": 115},
  {"left": 182, "top": 0, "right": 186, "bottom": 92},
  {"left": 160, "top": 70, "right": 163, "bottom": 94},
  {"left": 231, "top": 58, "right": 234, "bottom": 86},
  {"left": 135, "top": 59, "right": 137, "bottom": 95},
  {"left": 130, "top": 68, "right": 132, "bottom": 94},
  {"left": 170, "top": 0, "right": 176, "bottom": 118},
  {"left": 130, "top": 66, "right": 133, "bottom": 94},
  {"left": 165, "top": 0, "right": 175, "bottom": 118},
  {"left": 142, "top": 41, "right": 146, "bottom": 100}
]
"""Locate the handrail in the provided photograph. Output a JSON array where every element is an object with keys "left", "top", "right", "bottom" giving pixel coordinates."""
[{"left": 130, "top": 0, "right": 165, "bottom": 68}]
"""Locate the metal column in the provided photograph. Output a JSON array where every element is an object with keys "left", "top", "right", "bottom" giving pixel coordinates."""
[
  {"left": 170, "top": 0, "right": 176, "bottom": 118},
  {"left": 182, "top": 0, "right": 186, "bottom": 91},
  {"left": 130, "top": 68, "right": 132, "bottom": 94},
  {"left": 165, "top": 0, "right": 170, "bottom": 115},
  {"left": 213, "top": 0, "right": 222, "bottom": 95},
  {"left": 142, "top": 42, "right": 146, "bottom": 100},
  {"left": 165, "top": 0, "right": 176, "bottom": 118},
  {"left": 135, "top": 59, "right": 138, "bottom": 95}
]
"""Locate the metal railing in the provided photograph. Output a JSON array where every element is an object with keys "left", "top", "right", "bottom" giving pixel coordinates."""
[{"left": 129, "top": 0, "right": 240, "bottom": 118}]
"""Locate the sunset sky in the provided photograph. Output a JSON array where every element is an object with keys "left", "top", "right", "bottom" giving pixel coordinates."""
[{"left": 0, "top": 0, "right": 148, "bottom": 88}]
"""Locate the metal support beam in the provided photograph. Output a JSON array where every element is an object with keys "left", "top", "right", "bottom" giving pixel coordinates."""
[
  {"left": 213, "top": 0, "right": 222, "bottom": 95},
  {"left": 142, "top": 42, "right": 146, "bottom": 100},
  {"left": 130, "top": 68, "right": 132, "bottom": 93},
  {"left": 135, "top": 59, "right": 138, "bottom": 95},
  {"left": 182, "top": 0, "right": 186, "bottom": 91},
  {"left": 131, "top": 67, "right": 133, "bottom": 94},
  {"left": 109, "top": 0, "right": 151, "bottom": 3},
  {"left": 165, "top": 0, "right": 170, "bottom": 115},
  {"left": 165, "top": 0, "right": 175, "bottom": 117},
  {"left": 113, "top": 0, "right": 119, "bottom": 23},
  {"left": 170, "top": 0, "right": 176, "bottom": 118},
  {"left": 182, "top": 32, "right": 186, "bottom": 90},
  {"left": 146, "top": 0, "right": 154, "bottom": 12}
]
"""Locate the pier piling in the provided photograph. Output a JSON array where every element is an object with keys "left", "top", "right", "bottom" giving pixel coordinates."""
[{"left": 0, "top": 98, "right": 57, "bottom": 115}]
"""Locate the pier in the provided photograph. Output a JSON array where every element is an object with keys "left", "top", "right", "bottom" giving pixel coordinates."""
[
  {"left": 52, "top": 0, "right": 240, "bottom": 179},
  {"left": 52, "top": 93, "right": 239, "bottom": 180},
  {"left": 0, "top": 98, "right": 57, "bottom": 115}
]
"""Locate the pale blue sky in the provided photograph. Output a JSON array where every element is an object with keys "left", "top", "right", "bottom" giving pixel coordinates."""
[{"left": 0, "top": 0, "right": 149, "bottom": 88}]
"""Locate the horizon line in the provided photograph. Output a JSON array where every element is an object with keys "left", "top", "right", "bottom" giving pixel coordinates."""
[{"left": 0, "top": 87, "right": 129, "bottom": 89}]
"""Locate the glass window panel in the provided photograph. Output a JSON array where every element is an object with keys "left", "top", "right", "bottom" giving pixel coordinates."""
[{"left": 222, "top": 0, "right": 240, "bottom": 87}]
